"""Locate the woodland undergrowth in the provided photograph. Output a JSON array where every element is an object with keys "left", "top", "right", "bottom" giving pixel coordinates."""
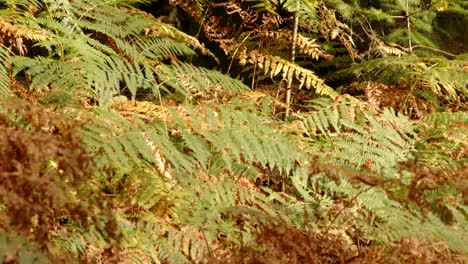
[{"left": 0, "top": 0, "right": 466, "bottom": 263}]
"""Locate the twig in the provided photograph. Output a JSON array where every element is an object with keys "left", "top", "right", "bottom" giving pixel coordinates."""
[
  {"left": 234, "top": 166, "right": 251, "bottom": 183},
  {"left": 284, "top": 13, "right": 299, "bottom": 120},
  {"left": 406, "top": 0, "right": 412, "bottom": 53},
  {"left": 412, "top": 45, "right": 457, "bottom": 57}
]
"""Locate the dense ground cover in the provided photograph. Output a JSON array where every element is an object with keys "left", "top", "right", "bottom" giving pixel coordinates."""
[{"left": 0, "top": 0, "right": 466, "bottom": 263}]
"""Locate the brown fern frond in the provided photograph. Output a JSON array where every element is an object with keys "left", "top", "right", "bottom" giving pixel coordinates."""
[
  {"left": 316, "top": 5, "right": 359, "bottom": 59},
  {"left": 0, "top": 18, "right": 50, "bottom": 55},
  {"left": 0, "top": 97, "right": 119, "bottom": 261},
  {"left": 261, "top": 30, "right": 333, "bottom": 60},
  {"left": 145, "top": 21, "right": 216, "bottom": 58},
  {"left": 364, "top": 81, "right": 433, "bottom": 118},
  {"left": 372, "top": 43, "right": 408, "bottom": 57}
]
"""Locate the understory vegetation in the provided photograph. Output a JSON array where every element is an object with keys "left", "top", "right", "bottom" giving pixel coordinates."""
[{"left": 0, "top": 0, "right": 466, "bottom": 263}]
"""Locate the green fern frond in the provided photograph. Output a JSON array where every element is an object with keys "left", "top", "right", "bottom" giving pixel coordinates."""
[
  {"left": 173, "top": 104, "right": 305, "bottom": 175},
  {"left": 5, "top": 0, "right": 229, "bottom": 102},
  {"left": 349, "top": 55, "right": 467, "bottom": 100},
  {"left": 147, "top": 21, "right": 216, "bottom": 59},
  {"left": 0, "top": 0, "right": 43, "bottom": 9},
  {"left": 157, "top": 233, "right": 194, "bottom": 263},
  {"left": 82, "top": 110, "right": 195, "bottom": 176},
  {"left": 416, "top": 110, "right": 467, "bottom": 168},
  {"left": 283, "top": 0, "right": 320, "bottom": 27},
  {"left": 0, "top": 46, "right": 9, "bottom": 95},
  {"left": 246, "top": 0, "right": 279, "bottom": 14},
  {"left": 303, "top": 98, "right": 417, "bottom": 174},
  {"left": 127, "top": 168, "right": 175, "bottom": 210},
  {"left": 423, "top": 111, "right": 468, "bottom": 127},
  {"left": 157, "top": 62, "right": 249, "bottom": 97},
  {"left": 381, "top": 206, "right": 468, "bottom": 253},
  {"left": 297, "top": 172, "right": 468, "bottom": 254},
  {"left": 137, "top": 37, "right": 197, "bottom": 60}
]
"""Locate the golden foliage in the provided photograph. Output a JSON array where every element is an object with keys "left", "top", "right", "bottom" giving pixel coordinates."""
[
  {"left": 241, "top": 50, "right": 338, "bottom": 98},
  {"left": 0, "top": 18, "right": 50, "bottom": 55},
  {"left": 262, "top": 30, "right": 333, "bottom": 60}
]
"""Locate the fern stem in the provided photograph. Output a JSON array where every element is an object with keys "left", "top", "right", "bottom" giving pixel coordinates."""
[
  {"left": 284, "top": 12, "right": 299, "bottom": 120},
  {"left": 405, "top": 0, "right": 412, "bottom": 53},
  {"left": 412, "top": 45, "right": 457, "bottom": 57}
]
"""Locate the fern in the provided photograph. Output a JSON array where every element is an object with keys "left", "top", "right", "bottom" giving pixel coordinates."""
[
  {"left": 2, "top": 0, "right": 467, "bottom": 262},
  {"left": 282, "top": 0, "right": 321, "bottom": 27},
  {"left": 5, "top": 0, "right": 234, "bottom": 104},
  {"left": 423, "top": 111, "right": 468, "bottom": 127},
  {"left": 0, "top": 46, "right": 9, "bottom": 95},
  {"left": 174, "top": 103, "right": 306, "bottom": 175},
  {"left": 295, "top": 171, "right": 468, "bottom": 255},
  {"left": 260, "top": 30, "right": 333, "bottom": 60},
  {"left": 157, "top": 62, "right": 249, "bottom": 97},
  {"left": 117, "top": 220, "right": 208, "bottom": 263},
  {"left": 380, "top": 205, "right": 468, "bottom": 253},
  {"left": 0, "top": 232, "right": 49, "bottom": 264},
  {"left": 84, "top": 101, "right": 305, "bottom": 179},
  {"left": 348, "top": 55, "right": 468, "bottom": 100},
  {"left": 416, "top": 111, "right": 468, "bottom": 168},
  {"left": 302, "top": 98, "right": 417, "bottom": 175},
  {"left": 83, "top": 110, "right": 195, "bottom": 177},
  {"left": 241, "top": 50, "right": 338, "bottom": 98},
  {"left": 80, "top": 100, "right": 318, "bottom": 261},
  {"left": 146, "top": 21, "right": 216, "bottom": 58}
]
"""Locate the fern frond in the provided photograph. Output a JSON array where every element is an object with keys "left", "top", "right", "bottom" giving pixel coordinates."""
[
  {"left": 261, "top": 30, "right": 333, "bottom": 60},
  {"left": 157, "top": 62, "right": 249, "bottom": 97},
  {"left": 0, "top": 46, "right": 9, "bottom": 95},
  {"left": 349, "top": 55, "right": 467, "bottom": 100},
  {"left": 82, "top": 110, "right": 194, "bottom": 176},
  {"left": 137, "top": 37, "right": 197, "bottom": 60},
  {"left": 4, "top": 0, "right": 230, "bottom": 102},
  {"left": 282, "top": 0, "right": 320, "bottom": 27},
  {"left": 242, "top": 50, "right": 338, "bottom": 98},
  {"left": 381, "top": 206, "right": 468, "bottom": 253},
  {"left": 423, "top": 111, "right": 468, "bottom": 127},
  {"left": 298, "top": 172, "right": 468, "bottom": 254},
  {"left": 371, "top": 43, "right": 408, "bottom": 57},
  {"left": 0, "top": 0, "right": 43, "bottom": 9},
  {"left": 157, "top": 230, "right": 196, "bottom": 264},
  {"left": 0, "top": 17, "right": 51, "bottom": 42},
  {"left": 172, "top": 104, "right": 306, "bottom": 175},
  {"left": 416, "top": 110, "right": 467, "bottom": 168},
  {"left": 303, "top": 98, "right": 417, "bottom": 174},
  {"left": 146, "top": 21, "right": 217, "bottom": 59}
]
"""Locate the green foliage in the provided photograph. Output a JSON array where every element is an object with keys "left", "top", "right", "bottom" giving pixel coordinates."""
[
  {"left": 1, "top": 0, "right": 467, "bottom": 263},
  {"left": 83, "top": 102, "right": 304, "bottom": 178},
  {"left": 3, "top": 0, "right": 229, "bottom": 104},
  {"left": 0, "top": 46, "right": 9, "bottom": 95},
  {"left": 423, "top": 111, "right": 468, "bottom": 127},
  {"left": 348, "top": 55, "right": 467, "bottom": 100},
  {"left": 0, "top": 232, "right": 48, "bottom": 264},
  {"left": 157, "top": 62, "right": 249, "bottom": 97},
  {"left": 82, "top": 110, "right": 192, "bottom": 175},
  {"left": 300, "top": 174, "right": 468, "bottom": 253},
  {"left": 416, "top": 110, "right": 468, "bottom": 168},
  {"left": 302, "top": 98, "right": 417, "bottom": 175}
]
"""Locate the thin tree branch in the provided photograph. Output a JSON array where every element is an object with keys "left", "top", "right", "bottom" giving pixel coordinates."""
[
  {"left": 406, "top": 0, "right": 412, "bottom": 53},
  {"left": 412, "top": 45, "right": 458, "bottom": 57},
  {"left": 284, "top": 13, "right": 299, "bottom": 120}
]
